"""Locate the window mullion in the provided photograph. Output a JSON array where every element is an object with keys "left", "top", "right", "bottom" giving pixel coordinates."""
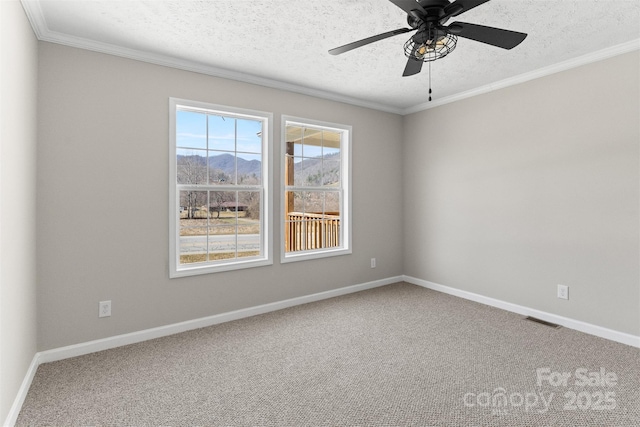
[{"left": 206, "top": 190, "right": 211, "bottom": 262}]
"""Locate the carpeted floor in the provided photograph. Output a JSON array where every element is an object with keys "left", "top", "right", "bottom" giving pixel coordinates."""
[{"left": 16, "top": 282, "right": 640, "bottom": 426}]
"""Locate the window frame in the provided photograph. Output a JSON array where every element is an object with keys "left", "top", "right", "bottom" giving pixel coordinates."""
[
  {"left": 280, "top": 116, "right": 352, "bottom": 263},
  {"left": 169, "top": 98, "right": 273, "bottom": 278}
]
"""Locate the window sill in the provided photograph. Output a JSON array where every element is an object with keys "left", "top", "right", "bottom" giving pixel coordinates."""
[
  {"left": 170, "top": 257, "right": 273, "bottom": 278},
  {"left": 280, "top": 247, "right": 352, "bottom": 264}
]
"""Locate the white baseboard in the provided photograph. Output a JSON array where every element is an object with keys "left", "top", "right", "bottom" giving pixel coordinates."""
[
  {"left": 3, "top": 354, "right": 39, "bottom": 427},
  {"left": 403, "top": 275, "right": 640, "bottom": 349}
]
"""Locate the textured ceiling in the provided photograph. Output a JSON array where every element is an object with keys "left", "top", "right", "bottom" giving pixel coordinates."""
[{"left": 23, "top": 0, "right": 640, "bottom": 113}]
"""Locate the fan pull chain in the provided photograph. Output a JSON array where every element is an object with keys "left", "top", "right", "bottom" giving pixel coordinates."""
[{"left": 428, "top": 61, "right": 432, "bottom": 102}]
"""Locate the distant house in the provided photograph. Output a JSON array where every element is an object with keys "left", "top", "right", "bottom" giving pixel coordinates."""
[{"left": 209, "top": 202, "right": 248, "bottom": 212}]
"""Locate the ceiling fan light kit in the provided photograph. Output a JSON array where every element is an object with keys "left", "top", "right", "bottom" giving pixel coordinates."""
[
  {"left": 403, "top": 32, "right": 458, "bottom": 62},
  {"left": 329, "top": 0, "right": 527, "bottom": 100}
]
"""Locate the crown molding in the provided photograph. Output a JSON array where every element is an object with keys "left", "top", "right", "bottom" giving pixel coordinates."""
[
  {"left": 402, "top": 38, "right": 640, "bottom": 115},
  {"left": 19, "top": 0, "right": 404, "bottom": 115},
  {"left": 20, "top": 1, "right": 639, "bottom": 117},
  {"left": 19, "top": 0, "right": 46, "bottom": 39}
]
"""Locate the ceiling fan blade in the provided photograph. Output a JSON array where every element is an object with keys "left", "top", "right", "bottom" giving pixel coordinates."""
[
  {"left": 389, "top": 0, "right": 427, "bottom": 15},
  {"left": 402, "top": 51, "right": 423, "bottom": 77},
  {"left": 447, "top": 21, "right": 527, "bottom": 49},
  {"left": 328, "top": 28, "right": 413, "bottom": 55},
  {"left": 444, "top": 0, "right": 491, "bottom": 18}
]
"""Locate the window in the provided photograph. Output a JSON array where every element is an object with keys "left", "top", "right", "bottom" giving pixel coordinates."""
[
  {"left": 169, "top": 98, "right": 272, "bottom": 277},
  {"left": 282, "top": 117, "right": 351, "bottom": 262}
]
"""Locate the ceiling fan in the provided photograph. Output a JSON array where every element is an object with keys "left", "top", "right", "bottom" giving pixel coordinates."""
[{"left": 329, "top": 0, "right": 527, "bottom": 77}]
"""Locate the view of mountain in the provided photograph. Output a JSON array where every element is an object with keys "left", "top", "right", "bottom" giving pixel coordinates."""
[
  {"left": 177, "top": 153, "right": 261, "bottom": 179},
  {"left": 177, "top": 152, "right": 340, "bottom": 184},
  {"left": 292, "top": 153, "right": 340, "bottom": 186},
  {"left": 208, "top": 153, "right": 262, "bottom": 178}
]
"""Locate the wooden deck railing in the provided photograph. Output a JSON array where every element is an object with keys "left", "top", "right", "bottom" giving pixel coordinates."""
[{"left": 286, "top": 212, "right": 340, "bottom": 252}]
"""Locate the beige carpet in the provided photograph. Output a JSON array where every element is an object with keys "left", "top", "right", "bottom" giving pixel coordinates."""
[{"left": 16, "top": 282, "right": 640, "bottom": 426}]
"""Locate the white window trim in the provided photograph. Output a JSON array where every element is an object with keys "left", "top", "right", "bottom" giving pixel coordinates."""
[
  {"left": 280, "top": 115, "right": 352, "bottom": 263},
  {"left": 169, "top": 98, "right": 273, "bottom": 278}
]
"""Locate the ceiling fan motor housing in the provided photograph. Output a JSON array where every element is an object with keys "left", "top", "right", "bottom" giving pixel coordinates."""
[{"left": 407, "top": 0, "right": 452, "bottom": 28}]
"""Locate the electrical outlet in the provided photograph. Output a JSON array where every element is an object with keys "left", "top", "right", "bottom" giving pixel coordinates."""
[
  {"left": 99, "top": 300, "right": 111, "bottom": 317},
  {"left": 557, "top": 285, "right": 569, "bottom": 300},
  {"left": 371, "top": 258, "right": 376, "bottom": 268}
]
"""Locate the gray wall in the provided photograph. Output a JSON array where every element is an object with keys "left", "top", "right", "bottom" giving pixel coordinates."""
[
  {"left": 0, "top": 1, "right": 39, "bottom": 422},
  {"left": 403, "top": 51, "right": 640, "bottom": 336},
  {"left": 36, "top": 42, "right": 404, "bottom": 351}
]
